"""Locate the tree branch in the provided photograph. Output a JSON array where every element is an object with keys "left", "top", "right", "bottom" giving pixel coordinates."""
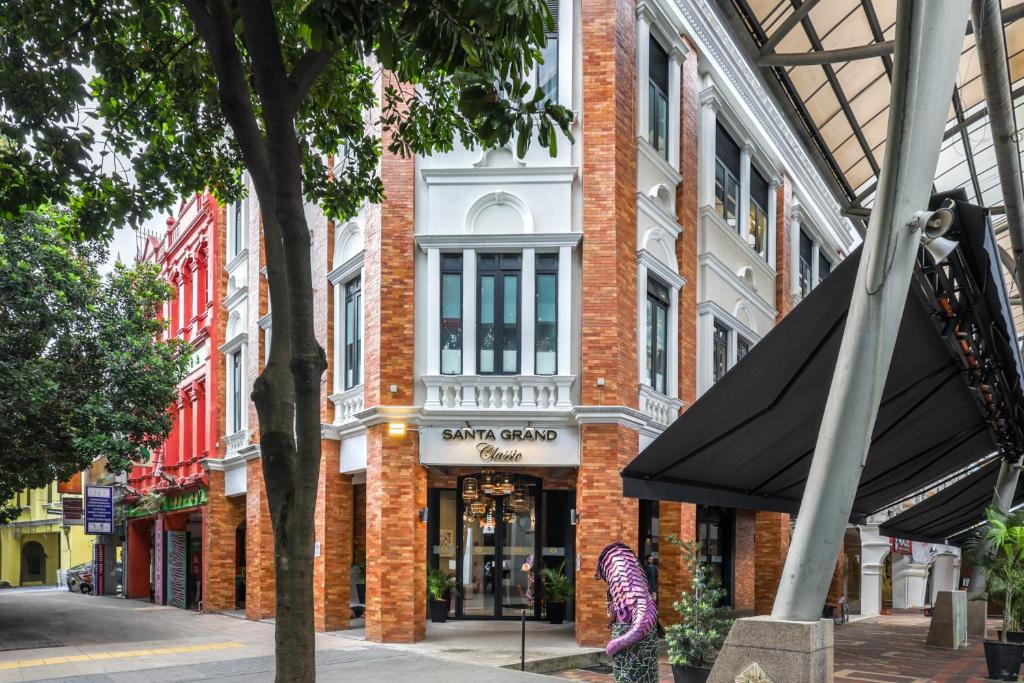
[{"left": 288, "top": 48, "right": 335, "bottom": 115}]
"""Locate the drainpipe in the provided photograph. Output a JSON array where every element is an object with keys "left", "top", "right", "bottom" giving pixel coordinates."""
[{"left": 771, "top": 0, "right": 972, "bottom": 622}]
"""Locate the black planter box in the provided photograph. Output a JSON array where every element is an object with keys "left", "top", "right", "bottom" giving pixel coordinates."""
[
  {"left": 547, "top": 602, "right": 566, "bottom": 624},
  {"left": 671, "top": 664, "right": 711, "bottom": 683},
  {"left": 984, "top": 640, "right": 1024, "bottom": 681},
  {"left": 429, "top": 598, "right": 449, "bottom": 623}
]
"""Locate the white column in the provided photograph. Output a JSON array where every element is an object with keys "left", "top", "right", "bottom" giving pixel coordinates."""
[
  {"left": 667, "top": 286, "right": 679, "bottom": 399},
  {"left": 333, "top": 282, "right": 342, "bottom": 394},
  {"left": 521, "top": 248, "right": 536, "bottom": 376},
  {"left": 791, "top": 204, "right": 803, "bottom": 302},
  {"left": 768, "top": 178, "right": 779, "bottom": 270},
  {"left": 668, "top": 50, "right": 684, "bottom": 170},
  {"left": 462, "top": 249, "right": 477, "bottom": 376},
  {"left": 557, "top": 246, "right": 571, "bottom": 376},
  {"left": 557, "top": 0, "right": 572, "bottom": 109},
  {"left": 698, "top": 89, "right": 718, "bottom": 208},
  {"left": 637, "top": 262, "right": 649, "bottom": 385},
  {"left": 810, "top": 242, "right": 820, "bottom": 288},
  {"left": 636, "top": 10, "right": 651, "bottom": 140},
  {"left": 739, "top": 143, "right": 753, "bottom": 241},
  {"left": 426, "top": 249, "right": 441, "bottom": 376}
]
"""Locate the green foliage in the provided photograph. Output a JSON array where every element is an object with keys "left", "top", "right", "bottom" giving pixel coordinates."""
[
  {"left": 427, "top": 567, "right": 458, "bottom": 600},
  {"left": 540, "top": 560, "right": 573, "bottom": 603},
  {"left": 0, "top": 0, "right": 574, "bottom": 240},
  {"left": 663, "top": 536, "right": 734, "bottom": 669},
  {"left": 0, "top": 210, "right": 188, "bottom": 523},
  {"left": 352, "top": 560, "right": 365, "bottom": 583},
  {"left": 963, "top": 506, "right": 1024, "bottom": 642}
]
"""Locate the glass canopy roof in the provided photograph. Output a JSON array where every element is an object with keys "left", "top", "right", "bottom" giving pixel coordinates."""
[{"left": 720, "top": 0, "right": 1024, "bottom": 323}]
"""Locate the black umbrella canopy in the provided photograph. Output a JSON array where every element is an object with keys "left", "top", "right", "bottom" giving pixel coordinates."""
[{"left": 622, "top": 199, "right": 1024, "bottom": 522}]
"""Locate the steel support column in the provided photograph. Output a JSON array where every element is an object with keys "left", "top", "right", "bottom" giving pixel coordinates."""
[
  {"left": 973, "top": 0, "right": 1024, "bottom": 306},
  {"left": 771, "top": 0, "right": 971, "bottom": 622}
]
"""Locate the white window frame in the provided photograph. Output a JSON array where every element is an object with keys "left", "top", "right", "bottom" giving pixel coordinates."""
[
  {"left": 697, "top": 302, "right": 760, "bottom": 396},
  {"left": 698, "top": 82, "right": 780, "bottom": 270},
  {"left": 219, "top": 333, "right": 248, "bottom": 437},
  {"left": 636, "top": 1, "right": 686, "bottom": 171},
  {"left": 636, "top": 252, "right": 683, "bottom": 399},
  {"left": 789, "top": 203, "right": 841, "bottom": 304},
  {"left": 328, "top": 252, "right": 365, "bottom": 395},
  {"left": 418, "top": 233, "right": 578, "bottom": 379}
]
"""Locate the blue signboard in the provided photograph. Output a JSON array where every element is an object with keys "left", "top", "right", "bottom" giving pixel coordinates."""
[{"left": 85, "top": 485, "right": 114, "bottom": 535}]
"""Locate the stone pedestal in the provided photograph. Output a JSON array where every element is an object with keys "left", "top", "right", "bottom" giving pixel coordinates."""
[
  {"left": 926, "top": 590, "right": 967, "bottom": 648},
  {"left": 966, "top": 597, "right": 988, "bottom": 638},
  {"left": 708, "top": 616, "right": 833, "bottom": 683}
]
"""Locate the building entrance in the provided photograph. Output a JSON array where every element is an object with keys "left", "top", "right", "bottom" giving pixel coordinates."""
[{"left": 428, "top": 470, "right": 576, "bottom": 621}]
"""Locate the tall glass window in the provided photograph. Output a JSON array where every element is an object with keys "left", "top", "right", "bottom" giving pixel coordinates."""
[
  {"left": 799, "top": 229, "right": 814, "bottom": 298},
  {"left": 646, "top": 279, "right": 670, "bottom": 393},
  {"left": 648, "top": 37, "right": 670, "bottom": 159},
  {"left": 749, "top": 167, "right": 770, "bottom": 261},
  {"left": 537, "top": 0, "right": 559, "bottom": 101},
  {"left": 478, "top": 254, "right": 521, "bottom": 374},
  {"left": 231, "top": 349, "right": 242, "bottom": 433},
  {"left": 712, "top": 320, "right": 729, "bottom": 383},
  {"left": 736, "top": 336, "right": 750, "bottom": 363},
  {"left": 440, "top": 255, "right": 463, "bottom": 375},
  {"left": 535, "top": 254, "right": 558, "bottom": 375},
  {"left": 714, "top": 124, "right": 741, "bottom": 228},
  {"left": 232, "top": 201, "right": 243, "bottom": 256},
  {"left": 344, "top": 277, "right": 362, "bottom": 387}
]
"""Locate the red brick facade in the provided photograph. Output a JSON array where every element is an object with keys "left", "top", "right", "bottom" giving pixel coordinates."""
[
  {"left": 203, "top": 470, "right": 245, "bottom": 613},
  {"left": 245, "top": 458, "right": 276, "bottom": 620},
  {"left": 754, "top": 511, "right": 791, "bottom": 615},
  {"left": 314, "top": 439, "right": 352, "bottom": 631}
]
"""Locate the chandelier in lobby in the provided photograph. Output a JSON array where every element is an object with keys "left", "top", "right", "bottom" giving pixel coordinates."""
[{"left": 462, "top": 471, "right": 530, "bottom": 527}]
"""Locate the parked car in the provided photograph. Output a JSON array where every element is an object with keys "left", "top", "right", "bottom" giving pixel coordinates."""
[{"left": 66, "top": 562, "right": 123, "bottom": 594}]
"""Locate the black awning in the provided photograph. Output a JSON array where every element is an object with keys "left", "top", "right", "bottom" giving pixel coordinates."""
[
  {"left": 878, "top": 459, "right": 1015, "bottom": 545},
  {"left": 622, "top": 197, "right": 1024, "bottom": 522}
]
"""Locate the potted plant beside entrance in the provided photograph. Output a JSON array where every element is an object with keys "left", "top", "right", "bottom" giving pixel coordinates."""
[
  {"left": 541, "top": 561, "right": 573, "bottom": 624},
  {"left": 427, "top": 567, "right": 457, "bottom": 623},
  {"left": 664, "top": 537, "right": 733, "bottom": 683},
  {"left": 964, "top": 507, "right": 1024, "bottom": 681}
]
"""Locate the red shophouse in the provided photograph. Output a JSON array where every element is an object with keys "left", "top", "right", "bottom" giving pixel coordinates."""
[{"left": 125, "top": 193, "right": 225, "bottom": 610}]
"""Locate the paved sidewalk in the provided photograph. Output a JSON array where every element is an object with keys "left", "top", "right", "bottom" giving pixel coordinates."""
[
  {"left": 551, "top": 613, "right": 993, "bottom": 682},
  {"left": 0, "top": 590, "right": 553, "bottom": 682}
]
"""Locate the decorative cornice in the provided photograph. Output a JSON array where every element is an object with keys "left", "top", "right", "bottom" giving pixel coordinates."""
[
  {"left": 327, "top": 251, "right": 364, "bottom": 285},
  {"left": 639, "top": 249, "right": 687, "bottom": 291},
  {"left": 420, "top": 165, "right": 577, "bottom": 185},
  {"left": 415, "top": 232, "right": 582, "bottom": 252},
  {"left": 637, "top": 137, "right": 683, "bottom": 185},
  {"left": 637, "top": 193, "right": 684, "bottom": 240},
  {"left": 225, "top": 248, "right": 248, "bottom": 274},
  {"left": 697, "top": 299, "right": 762, "bottom": 344},
  {"left": 218, "top": 332, "right": 247, "bottom": 355},
  {"left": 637, "top": 0, "right": 689, "bottom": 62},
  {"left": 699, "top": 206, "right": 776, "bottom": 280}
]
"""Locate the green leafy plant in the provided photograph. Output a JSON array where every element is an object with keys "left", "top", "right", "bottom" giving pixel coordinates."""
[
  {"left": 663, "top": 536, "right": 734, "bottom": 669},
  {"left": 540, "top": 561, "right": 573, "bottom": 603},
  {"left": 427, "top": 567, "right": 458, "bottom": 601},
  {"left": 963, "top": 507, "right": 1024, "bottom": 642},
  {"left": 352, "top": 560, "right": 366, "bottom": 584}
]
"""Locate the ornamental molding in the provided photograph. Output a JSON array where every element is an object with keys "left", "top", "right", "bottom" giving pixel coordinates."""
[{"left": 676, "top": 0, "right": 856, "bottom": 253}]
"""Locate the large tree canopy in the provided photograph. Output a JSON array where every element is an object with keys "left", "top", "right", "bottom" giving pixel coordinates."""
[
  {"left": 0, "top": 210, "right": 187, "bottom": 522},
  {"left": 1, "top": 1, "right": 572, "bottom": 679}
]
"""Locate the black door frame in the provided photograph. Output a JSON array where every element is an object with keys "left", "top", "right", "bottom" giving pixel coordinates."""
[{"left": 453, "top": 473, "right": 543, "bottom": 620}]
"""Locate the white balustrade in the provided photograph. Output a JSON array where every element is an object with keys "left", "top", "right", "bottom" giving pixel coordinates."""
[
  {"left": 639, "top": 384, "right": 683, "bottom": 427},
  {"left": 330, "top": 385, "right": 365, "bottom": 424},
  {"left": 223, "top": 429, "right": 249, "bottom": 457},
  {"left": 423, "top": 375, "right": 574, "bottom": 411}
]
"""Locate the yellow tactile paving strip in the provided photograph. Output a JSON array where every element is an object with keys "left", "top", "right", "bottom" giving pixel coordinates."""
[{"left": 0, "top": 641, "right": 244, "bottom": 670}]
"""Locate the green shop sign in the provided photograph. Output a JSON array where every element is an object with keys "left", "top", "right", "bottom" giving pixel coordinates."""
[{"left": 125, "top": 488, "right": 207, "bottom": 518}]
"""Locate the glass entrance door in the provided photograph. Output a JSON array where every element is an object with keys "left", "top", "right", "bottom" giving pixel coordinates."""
[{"left": 455, "top": 474, "right": 541, "bottom": 619}]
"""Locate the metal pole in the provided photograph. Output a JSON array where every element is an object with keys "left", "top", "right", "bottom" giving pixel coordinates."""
[
  {"left": 520, "top": 608, "right": 526, "bottom": 671},
  {"left": 973, "top": 0, "right": 1024, "bottom": 303},
  {"left": 771, "top": 0, "right": 972, "bottom": 622}
]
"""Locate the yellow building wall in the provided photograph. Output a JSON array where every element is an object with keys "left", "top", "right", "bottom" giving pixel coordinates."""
[{"left": 0, "top": 483, "right": 94, "bottom": 586}]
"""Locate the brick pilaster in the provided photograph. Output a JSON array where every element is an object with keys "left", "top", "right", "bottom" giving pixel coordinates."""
[
  {"left": 733, "top": 510, "right": 756, "bottom": 612},
  {"left": 575, "top": 424, "right": 640, "bottom": 647},
  {"left": 657, "top": 501, "right": 696, "bottom": 625},
  {"left": 245, "top": 459, "right": 276, "bottom": 620},
  {"left": 202, "top": 470, "right": 246, "bottom": 613},
  {"left": 364, "top": 424, "right": 426, "bottom": 642},
  {"left": 754, "top": 511, "right": 790, "bottom": 615},
  {"left": 774, "top": 177, "right": 794, "bottom": 322},
  {"left": 826, "top": 547, "right": 846, "bottom": 606},
  {"left": 314, "top": 439, "right": 352, "bottom": 631}
]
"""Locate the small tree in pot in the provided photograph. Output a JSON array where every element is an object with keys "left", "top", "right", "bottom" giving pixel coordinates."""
[
  {"left": 427, "top": 568, "right": 458, "bottom": 623},
  {"left": 964, "top": 507, "right": 1024, "bottom": 681},
  {"left": 540, "top": 561, "right": 573, "bottom": 624},
  {"left": 664, "top": 537, "right": 733, "bottom": 683}
]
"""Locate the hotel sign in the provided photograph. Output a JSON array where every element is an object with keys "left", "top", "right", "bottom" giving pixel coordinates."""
[{"left": 419, "top": 426, "right": 579, "bottom": 467}]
